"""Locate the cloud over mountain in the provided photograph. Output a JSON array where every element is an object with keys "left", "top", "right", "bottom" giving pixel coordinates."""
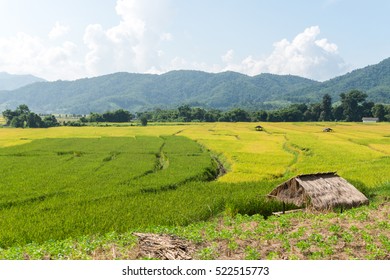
[
  {"left": 0, "top": 1, "right": 349, "bottom": 82},
  {"left": 0, "top": 32, "right": 81, "bottom": 80},
  {"left": 49, "top": 22, "right": 70, "bottom": 39},
  {"left": 221, "top": 26, "right": 348, "bottom": 81},
  {"left": 84, "top": 0, "right": 172, "bottom": 76}
]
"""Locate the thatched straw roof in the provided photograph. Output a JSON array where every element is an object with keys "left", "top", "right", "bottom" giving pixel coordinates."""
[{"left": 268, "top": 172, "right": 369, "bottom": 210}]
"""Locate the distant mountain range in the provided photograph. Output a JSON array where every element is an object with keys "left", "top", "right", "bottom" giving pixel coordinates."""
[
  {"left": 0, "top": 72, "right": 45, "bottom": 91},
  {"left": 1, "top": 58, "right": 390, "bottom": 114}
]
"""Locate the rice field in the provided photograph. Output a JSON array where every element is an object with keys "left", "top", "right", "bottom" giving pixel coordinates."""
[
  {"left": 0, "top": 134, "right": 222, "bottom": 247},
  {"left": 0, "top": 122, "right": 389, "bottom": 249},
  {"left": 180, "top": 122, "right": 390, "bottom": 186}
]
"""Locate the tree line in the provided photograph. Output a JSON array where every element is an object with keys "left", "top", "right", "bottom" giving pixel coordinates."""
[
  {"left": 139, "top": 90, "right": 390, "bottom": 123},
  {"left": 80, "top": 90, "right": 389, "bottom": 124},
  {"left": 2, "top": 105, "right": 59, "bottom": 128},
  {"left": 82, "top": 109, "right": 134, "bottom": 123}
]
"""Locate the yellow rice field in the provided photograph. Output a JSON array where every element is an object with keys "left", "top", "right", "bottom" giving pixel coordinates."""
[
  {"left": 1, "top": 122, "right": 389, "bottom": 186},
  {"left": 180, "top": 122, "right": 390, "bottom": 186}
]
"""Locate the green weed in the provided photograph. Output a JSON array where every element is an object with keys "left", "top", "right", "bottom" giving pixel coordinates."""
[{"left": 244, "top": 246, "right": 260, "bottom": 260}]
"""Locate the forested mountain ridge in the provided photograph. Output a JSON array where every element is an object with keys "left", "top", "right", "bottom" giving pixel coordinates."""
[
  {"left": 285, "top": 57, "right": 390, "bottom": 104},
  {"left": 0, "top": 71, "right": 318, "bottom": 113},
  {"left": 1, "top": 57, "right": 390, "bottom": 114}
]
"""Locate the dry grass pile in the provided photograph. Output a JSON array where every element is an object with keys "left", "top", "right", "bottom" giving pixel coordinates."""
[{"left": 133, "top": 233, "right": 195, "bottom": 260}]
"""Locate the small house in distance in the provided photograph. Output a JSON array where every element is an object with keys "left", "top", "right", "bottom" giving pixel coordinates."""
[
  {"left": 255, "top": 125, "right": 263, "bottom": 131},
  {"left": 362, "top": 117, "right": 379, "bottom": 123},
  {"left": 268, "top": 172, "right": 369, "bottom": 210}
]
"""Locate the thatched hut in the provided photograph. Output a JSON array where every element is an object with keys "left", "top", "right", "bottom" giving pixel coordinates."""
[
  {"left": 268, "top": 172, "right": 369, "bottom": 210},
  {"left": 255, "top": 125, "right": 263, "bottom": 131}
]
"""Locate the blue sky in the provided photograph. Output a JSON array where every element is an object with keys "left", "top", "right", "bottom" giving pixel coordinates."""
[{"left": 0, "top": 0, "right": 389, "bottom": 81}]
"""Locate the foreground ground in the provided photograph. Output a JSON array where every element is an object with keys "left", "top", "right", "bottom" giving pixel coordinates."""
[
  {"left": 0, "top": 199, "right": 389, "bottom": 260},
  {"left": 0, "top": 122, "right": 389, "bottom": 259}
]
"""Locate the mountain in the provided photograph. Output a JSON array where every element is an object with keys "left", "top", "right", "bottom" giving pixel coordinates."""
[
  {"left": 0, "top": 71, "right": 318, "bottom": 114},
  {"left": 1, "top": 57, "right": 390, "bottom": 114},
  {"left": 284, "top": 57, "right": 390, "bottom": 104},
  {"left": 0, "top": 72, "right": 45, "bottom": 91}
]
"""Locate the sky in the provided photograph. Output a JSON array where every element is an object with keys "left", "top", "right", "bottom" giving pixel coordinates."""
[{"left": 0, "top": 0, "right": 389, "bottom": 81}]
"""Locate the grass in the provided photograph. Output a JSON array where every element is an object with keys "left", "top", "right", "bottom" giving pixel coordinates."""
[{"left": 0, "top": 122, "right": 389, "bottom": 259}]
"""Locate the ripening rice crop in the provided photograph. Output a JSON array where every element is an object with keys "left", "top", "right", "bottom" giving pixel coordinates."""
[{"left": 181, "top": 122, "right": 390, "bottom": 186}]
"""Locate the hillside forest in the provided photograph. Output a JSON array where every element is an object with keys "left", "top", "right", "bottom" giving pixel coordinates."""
[
  {"left": 2, "top": 90, "right": 390, "bottom": 128},
  {"left": 2, "top": 57, "right": 390, "bottom": 115}
]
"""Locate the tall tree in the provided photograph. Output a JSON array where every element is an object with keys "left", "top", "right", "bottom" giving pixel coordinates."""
[
  {"left": 2, "top": 109, "right": 17, "bottom": 125},
  {"left": 340, "top": 90, "right": 368, "bottom": 121},
  {"left": 371, "top": 104, "right": 386, "bottom": 121},
  {"left": 16, "top": 104, "right": 30, "bottom": 115},
  {"left": 191, "top": 108, "right": 206, "bottom": 121},
  {"left": 303, "top": 103, "right": 321, "bottom": 121},
  {"left": 43, "top": 115, "right": 60, "bottom": 127},
  {"left": 26, "top": 112, "right": 43, "bottom": 128},
  {"left": 332, "top": 105, "right": 344, "bottom": 121},
  {"left": 319, "top": 94, "right": 333, "bottom": 121},
  {"left": 140, "top": 116, "right": 148, "bottom": 126},
  {"left": 178, "top": 105, "right": 192, "bottom": 122}
]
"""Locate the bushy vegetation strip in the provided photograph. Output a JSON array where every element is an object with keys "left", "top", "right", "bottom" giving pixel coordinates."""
[{"left": 1, "top": 199, "right": 388, "bottom": 260}]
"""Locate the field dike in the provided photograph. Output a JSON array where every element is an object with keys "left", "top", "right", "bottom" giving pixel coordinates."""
[
  {"left": 193, "top": 140, "right": 228, "bottom": 178},
  {"left": 139, "top": 136, "right": 220, "bottom": 194},
  {"left": 124, "top": 140, "right": 169, "bottom": 183},
  {"left": 282, "top": 135, "right": 312, "bottom": 176}
]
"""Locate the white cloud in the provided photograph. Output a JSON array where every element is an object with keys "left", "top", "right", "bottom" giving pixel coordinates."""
[
  {"left": 0, "top": 0, "right": 173, "bottom": 80},
  {"left": 83, "top": 0, "right": 172, "bottom": 76},
  {"left": 0, "top": 1, "right": 346, "bottom": 82},
  {"left": 220, "top": 26, "right": 348, "bottom": 81},
  {"left": 167, "top": 26, "right": 347, "bottom": 81},
  {"left": 0, "top": 32, "right": 82, "bottom": 80},
  {"left": 315, "top": 38, "right": 338, "bottom": 53},
  {"left": 49, "top": 22, "right": 70, "bottom": 39},
  {"left": 160, "top": 32, "right": 173, "bottom": 42},
  {"left": 221, "top": 49, "right": 234, "bottom": 63},
  {"left": 263, "top": 26, "right": 347, "bottom": 80}
]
